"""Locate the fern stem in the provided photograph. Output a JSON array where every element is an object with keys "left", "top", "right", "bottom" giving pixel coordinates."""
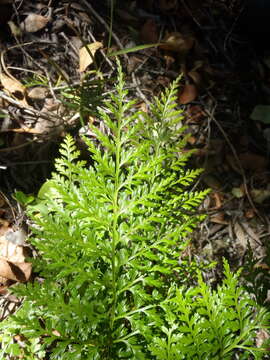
[{"left": 110, "top": 80, "right": 124, "bottom": 346}]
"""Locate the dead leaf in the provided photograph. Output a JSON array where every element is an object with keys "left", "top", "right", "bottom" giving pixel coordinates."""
[
  {"left": 0, "top": 285, "right": 7, "bottom": 295},
  {"left": 251, "top": 189, "right": 270, "bottom": 204},
  {"left": 254, "top": 263, "right": 270, "bottom": 270},
  {"left": 239, "top": 153, "right": 268, "bottom": 171},
  {"left": 186, "top": 105, "right": 205, "bottom": 122},
  {"left": 256, "top": 329, "right": 270, "bottom": 348},
  {"left": 21, "top": 13, "right": 49, "bottom": 33},
  {"left": 226, "top": 152, "right": 268, "bottom": 173},
  {"left": 0, "top": 219, "right": 9, "bottom": 236},
  {"left": 188, "top": 71, "right": 202, "bottom": 86},
  {"left": 0, "top": 227, "right": 28, "bottom": 263},
  {"left": 0, "top": 73, "right": 29, "bottom": 107},
  {"left": 140, "top": 18, "right": 159, "bottom": 43},
  {"left": 187, "top": 135, "right": 196, "bottom": 145},
  {"left": 164, "top": 53, "right": 175, "bottom": 69},
  {"left": 79, "top": 42, "right": 103, "bottom": 72},
  {"left": 211, "top": 192, "right": 223, "bottom": 209},
  {"left": 245, "top": 208, "right": 256, "bottom": 219},
  {"left": 234, "top": 221, "right": 247, "bottom": 254},
  {"left": 210, "top": 212, "right": 228, "bottom": 225},
  {"left": 33, "top": 97, "right": 66, "bottom": 136},
  {"left": 0, "top": 258, "right": 31, "bottom": 282},
  {"left": 160, "top": 32, "right": 194, "bottom": 54},
  {"left": 241, "top": 221, "right": 260, "bottom": 245},
  {"left": 231, "top": 187, "right": 245, "bottom": 198},
  {"left": 0, "top": 73, "right": 25, "bottom": 96},
  {"left": 28, "top": 86, "right": 48, "bottom": 100},
  {"left": 7, "top": 20, "right": 21, "bottom": 37},
  {"left": 5, "top": 228, "right": 26, "bottom": 246},
  {"left": 178, "top": 83, "right": 197, "bottom": 104},
  {"left": 52, "top": 329, "right": 61, "bottom": 337}
]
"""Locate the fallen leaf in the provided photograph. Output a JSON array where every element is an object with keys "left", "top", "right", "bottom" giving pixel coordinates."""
[
  {"left": 28, "top": 86, "right": 48, "bottom": 100},
  {"left": 188, "top": 70, "right": 202, "bottom": 86},
  {"left": 33, "top": 98, "right": 64, "bottom": 135},
  {"left": 79, "top": 42, "right": 103, "bottom": 72},
  {"left": 21, "top": 13, "right": 48, "bottom": 33},
  {"left": 52, "top": 329, "right": 61, "bottom": 337},
  {"left": 7, "top": 20, "right": 21, "bottom": 37},
  {"left": 245, "top": 208, "right": 256, "bottom": 219},
  {"left": 256, "top": 329, "right": 270, "bottom": 348},
  {"left": 186, "top": 105, "right": 205, "bottom": 122},
  {"left": 234, "top": 221, "right": 247, "bottom": 254},
  {"left": 254, "top": 263, "right": 270, "bottom": 270},
  {"left": 0, "top": 73, "right": 25, "bottom": 96},
  {"left": 140, "top": 18, "right": 158, "bottom": 43},
  {"left": 187, "top": 135, "right": 196, "bottom": 145},
  {"left": 242, "top": 221, "right": 260, "bottom": 246},
  {"left": 0, "top": 73, "right": 29, "bottom": 107},
  {"left": 0, "top": 258, "right": 31, "bottom": 282},
  {"left": 0, "top": 219, "right": 9, "bottom": 236},
  {"left": 5, "top": 228, "right": 26, "bottom": 246},
  {"left": 251, "top": 189, "right": 270, "bottom": 204},
  {"left": 0, "top": 227, "right": 28, "bottom": 263},
  {"left": 0, "top": 285, "right": 7, "bottom": 295},
  {"left": 239, "top": 153, "right": 268, "bottom": 171},
  {"left": 160, "top": 32, "right": 194, "bottom": 54},
  {"left": 231, "top": 187, "right": 245, "bottom": 198},
  {"left": 178, "top": 83, "right": 197, "bottom": 104},
  {"left": 227, "top": 153, "right": 268, "bottom": 173},
  {"left": 210, "top": 212, "right": 228, "bottom": 225},
  {"left": 212, "top": 192, "right": 223, "bottom": 209}
]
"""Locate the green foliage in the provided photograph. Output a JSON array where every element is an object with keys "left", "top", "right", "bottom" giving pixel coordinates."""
[
  {"left": 148, "top": 259, "right": 270, "bottom": 360},
  {"left": 0, "top": 61, "right": 269, "bottom": 359}
]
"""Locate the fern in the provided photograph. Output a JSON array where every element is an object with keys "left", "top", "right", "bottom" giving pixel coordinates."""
[
  {"left": 149, "top": 259, "right": 270, "bottom": 360},
  {"left": 0, "top": 60, "right": 268, "bottom": 359}
]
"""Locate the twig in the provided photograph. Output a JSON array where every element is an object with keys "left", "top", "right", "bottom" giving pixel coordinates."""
[
  {"left": 0, "top": 139, "right": 36, "bottom": 153},
  {"left": 0, "top": 91, "right": 63, "bottom": 123},
  {"left": 131, "top": 73, "right": 150, "bottom": 108}
]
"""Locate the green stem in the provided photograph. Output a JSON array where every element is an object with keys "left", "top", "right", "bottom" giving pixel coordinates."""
[
  {"left": 109, "top": 89, "right": 123, "bottom": 346},
  {"left": 110, "top": 138, "right": 121, "bottom": 329}
]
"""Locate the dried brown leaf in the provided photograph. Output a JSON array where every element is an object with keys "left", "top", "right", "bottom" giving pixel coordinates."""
[
  {"left": 79, "top": 42, "right": 103, "bottom": 72},
  {"left": 234, "top": 221, "right": 247, "bottom": 254},
  {"left": 239, "top": 152, "right": 268, "bottom": 171},
  {"left": 210, "top": 212, "right": 228, "bottom": 225},
  {"left": 160, "top": 32, "right": 194, "bottom": 53},
  {"left": 0, "top": 258, "right": 31, "bottom": 282},
  {"left": 140, "top": 18, "right": 159, "bottom": 43},
  {"left": 28, "top": 86, "right": 48, "bottom": 100},
  {"left": 178, "top": 83, "right": 197, "bottom": 104},
  {"left": 0, "top": 73, "right": 25, "bottom": 95},
  {"left": 21, "top": 13, "right": 48, "bottom": 33},
  {"left": 256, "top": 329, "right": 270, "bottom": 348},
  {"left": 0, "top": 73, "right": 29, "bottom": 107}
]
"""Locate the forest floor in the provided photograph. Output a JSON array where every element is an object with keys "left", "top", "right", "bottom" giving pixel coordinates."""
[{"left": 0, "top": 0, "right": 269, "bottom": 317}]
